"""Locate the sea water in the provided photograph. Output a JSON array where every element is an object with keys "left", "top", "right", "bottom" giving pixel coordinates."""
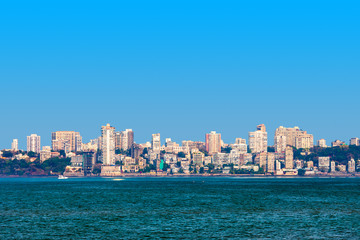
[{"left": 0, "top": 177, "right": 359, "bottom": 239}]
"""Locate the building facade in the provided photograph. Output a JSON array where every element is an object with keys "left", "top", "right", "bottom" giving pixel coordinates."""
[
  {"left": 27, "top": 134, "right": 41, "bottom": 153},
  {"left": 274, "top": 126, "right": 314, "bottom": 151},
  {"left": 52, "top": 131, "right": 82, "bottom": 152},
  {"left": 285, "top": 146, "right": 294, "bottom": 169},
  {"left": 11, "top": 139, "right": 18, "bottom": 151},
  {"left": 101, "top": 123, "right": 116, "bottom": 165},
  {"left": 331, "top": 140, "right": 346, "bottom": 147},
  {"left": 152, "top": 133, "right": 161, "bottom": 152},
  {"left": 317, "top": 139, "right": 327, "bottom": 148},
  {"left": 121, "top": 129, "right": 134, "bottom": 151},
  {"left": 350, "top": 138, "right": 359, "bottom": 146},
  {"left": 205, "top": 131, "right": 221, "bottom": 155},
  {"left": 249, "top": 124, "right": 268, "bottom": 153}
]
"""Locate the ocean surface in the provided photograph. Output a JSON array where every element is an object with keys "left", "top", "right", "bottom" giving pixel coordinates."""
[{"left": 0, "top": 177, "right": 360, "bottom": 239}]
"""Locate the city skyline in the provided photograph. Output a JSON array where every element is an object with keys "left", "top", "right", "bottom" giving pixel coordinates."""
[
  {"left": 3, "top": 123, "right": 358, "bottom": 151},
  {"left": 1, "top": 1, "right": 359, "bottom": 239},
  {"left": 3, "top": 123, "right": 359, "bottom": 178}
]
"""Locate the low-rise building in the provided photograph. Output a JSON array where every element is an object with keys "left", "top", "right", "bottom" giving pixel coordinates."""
[
  {"left": 317, "top": 139, "right": 327, "bottom": 148},
  {"left": 337, "top": 164, "right": 346, "bottom": 172},
  {"left": 318, "top": 157, "right": 330, "bottom": 172},
  {"left": 307, "top": 161, "right": 314, "bottom": 169},
  {"left": 332, "top": 140, "right": 346, "bottom": 147},
  {"left": 348, "top": 159, "right": 356, "bottom": 173},
  {"left": 330, "top": 161, "right": 336, "bottom": 172},
  {"left": 192, "top": 151, "right": 204, "bottom": 166},
  {"left": 100, "top": 166, "right": 121, "bottom": 176}
]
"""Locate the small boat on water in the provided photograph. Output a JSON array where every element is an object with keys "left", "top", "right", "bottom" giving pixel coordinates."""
[{"left": 58, "top": 175, "right": 68, "bottom": 180}]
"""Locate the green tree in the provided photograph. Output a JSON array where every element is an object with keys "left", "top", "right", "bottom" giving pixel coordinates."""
[
  {"left": 142, "top": 148, "right": 148, "bottom": 155},
  {"left": 221, "top": 146, "right": 232, "bottom": 153},
  {"left": 267, "top": 147, "right": 275, "bottom": 152},
  {"left": 92, "top": 164, "right": 102, "bottom": 175},
  {"left": 247, "top": 146, "right": 252, "bottom": 153},
  {"left": 27, "top": 151, "right": 37, "bottom": 158},
  {"left": 177, "top": 152, "right": 186, "bottom": 158},
  {"left": 298, "top": 169, "right": 306, "bottom": 176},
  {"left": 59, "top": 150, "right": 66, "bottom": 157},
  {"left": 162, "top": 163, "right": 170, "bottom": 171},
  {"left": 41, "top": 157, "right": 71, "bottom": 174},
  {"left": 2, "top": 151, "right": 13, "bottom": 158}
]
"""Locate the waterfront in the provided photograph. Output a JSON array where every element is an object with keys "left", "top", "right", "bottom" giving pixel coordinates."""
[{"left": 1, "top": 177, "right": 360, "bottom": 239}]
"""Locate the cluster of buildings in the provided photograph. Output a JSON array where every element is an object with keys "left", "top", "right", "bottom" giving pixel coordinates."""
[{"left": 1, "top": 124, "right": 360, "bottom": 176}]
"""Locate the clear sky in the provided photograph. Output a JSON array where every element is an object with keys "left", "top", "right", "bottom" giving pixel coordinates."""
[{"left": 1, "top": 0, "right": 359, "bottom": 149}]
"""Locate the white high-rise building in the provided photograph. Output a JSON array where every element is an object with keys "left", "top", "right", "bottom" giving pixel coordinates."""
[
  {"left": 27, "top": 134, "right": 41, "bottom": 153},
  {"left": 249, "top": 124, "right": 268, "bottom": 153},
  {"left": 121, "top": 129, "right": 134, "bottom": 151},
  {"left": 350, "top": 138, "right": 359, "bottom": 146},
  {"left": 101, "top": 124, "right": 116, "bottom": 165},
  {"left": 317, "top": 139, "right": 327, "bottom": 148},
  {"left": 11, "top": 139, "right": 18, "bottom": 151},
  {"left": 152, "top": 133, "right": 161, "bottom": 152}
]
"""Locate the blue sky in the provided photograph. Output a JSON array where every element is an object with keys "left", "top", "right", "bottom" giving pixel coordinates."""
[{"left": 0, "top": 0, "right": 359, "bottom": 149}]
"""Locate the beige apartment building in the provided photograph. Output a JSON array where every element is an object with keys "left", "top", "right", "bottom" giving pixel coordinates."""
[
  {"left": 274, "top": 126, "right": 313, "bottom": 152},
  {"left": 52, "top": 131, "right": 82, "bottom": 152},
  {"left": 248, "top": 124, "right": 268, "bottom": 153}
]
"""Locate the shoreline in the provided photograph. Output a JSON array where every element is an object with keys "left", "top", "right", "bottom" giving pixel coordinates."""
[{"left": 1, "top": 173, "right": 360, "bottom": 178}]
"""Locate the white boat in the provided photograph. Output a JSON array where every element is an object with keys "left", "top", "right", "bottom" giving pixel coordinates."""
[{"left": 58, "top": 175, "right": 68, "bottom": 180}]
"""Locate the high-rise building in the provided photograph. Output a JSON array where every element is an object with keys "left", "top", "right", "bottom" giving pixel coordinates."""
[
  {"left": 350, "top": 138, "right": 359, "bottom": 146},
  {"left": 101, "top": 123, "right": 116, "bottom": 165},
  {"left": 267, "top": 152, "right": 275, "bottom": 173},
  {"left": 152, "top": 133, "right": 161, "bottom": 152},
  {"left": 11, "top": 139, "right": 18, "bottom": 151},
  {"left": 121, "top": 129, "right": 134, "bottom": 151},
  {"left": 259, "top": 152, "right": 267, "bottom": 169},
  {"left": 115, "top": 132, "right": 121, "bottom": 149},
  {"left": 274, "top": 126, "right": 313, "bottom": 151},
  {"left": 131, "top": 143, "right": 144, "bottom": 159},
  {"left": 274, "top": 135, "right": 287, "bottom": 153},
  {"left": 249, "top": 124, "right": 268, "bottom": 153},
  {"left": 285, "top": 146, "right": 294, "bottom": 169},
  {"left": 317, "top": 139, "right": 327, "bottom": 148},
  {"left": 27, "top": 134, "right": 41, "bottom": 153},
  {"left": 52, "top": 131, "right": 82, "bottom": 152},
  {"left": 205, "top": 131, "right": 221, "bottom": 155}
]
